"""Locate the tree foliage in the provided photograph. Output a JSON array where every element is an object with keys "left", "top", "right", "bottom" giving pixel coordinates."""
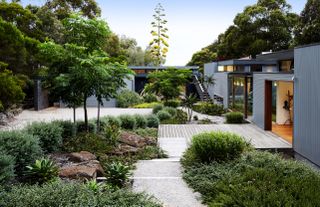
[
  {"left": 145, "top": 68, "right": 192, "bottom": 101},
  {"left": 294, "top": 0, "right": 320, "bottom": 45},
  {"left": 149, "top": 3, "right": 169, "bottom": 66},
  {"left": 0, "top": 69, "right": 26, "bottom": 112}
]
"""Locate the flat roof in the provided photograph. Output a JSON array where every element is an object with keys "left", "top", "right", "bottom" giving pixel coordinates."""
[
  {"left": 129, "top": 66, "right": 199, "bottom": 70},
  {"left": 217, "top": 59, "right": 277, "bottom": 66},
  {"left": 295, "top": 42, "right": 320, "bottom": 49},
  {"left": 256, "top": 49, "right": 294, "bottom": 61}
]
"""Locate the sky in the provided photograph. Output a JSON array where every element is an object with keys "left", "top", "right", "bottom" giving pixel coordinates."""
[{"left": 22, "top": 0, "right": 306, "bottom": 66}]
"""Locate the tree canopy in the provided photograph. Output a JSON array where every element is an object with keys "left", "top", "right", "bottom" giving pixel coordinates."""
[
  {"left": 294, "top": 0, "right": 320, "bottom": 45},
  {"left": 145, "top": 68, "right": 191, "bottom": 101}
]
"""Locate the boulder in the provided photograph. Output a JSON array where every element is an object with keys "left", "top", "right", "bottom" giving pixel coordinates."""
[
  {"left": 109, "top": 144, "right": 139, "bottom": 155},
  {"left": 119, "top": 132, "right": 156, "bottom": 147},
  {"left": 59, "top": 165, "right": 97, "bottom": 180},
  {"left": 67, "top": 151, "right": 96, "bottom": 162}
]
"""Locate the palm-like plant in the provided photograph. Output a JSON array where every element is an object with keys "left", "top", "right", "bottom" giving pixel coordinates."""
[
  {"left": 182, "top": 94, "right": 198, "bottom": 122},
  {"left": 105, "top": 161, "right": 132, "bottom": 187},
  {"left": 202, "top": 75, "right": 215, "bottom": 92},
  {"left": 25, "top": 158, "right": 59, "bottom": 184}
]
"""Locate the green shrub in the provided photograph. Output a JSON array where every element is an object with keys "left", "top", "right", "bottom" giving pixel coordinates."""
[
  {"left": 226, "top": 112, "right": 244, "bottom": 124},
  {"left": 164, "top": 99, "right": 180, "bottom": 108},
  {"left": 183, "top": 151, "right": 320, "bottom": 206},
  {"left": 63, "top": 133, "right": 112, "bottom": 153},
  {"left": 25, "top": 158, "right": 59, "bottom": 184},
  {"left": 103, "top": 124, "right": 120, "bottom": 146},
  {"left": 137, "top": 146, "right": 168, "bottom": 160},
  {"left": 103, "top": 116, "right": 122, "bottom": 128},
  {"left": 52, "top": 120, "right": 76, "bottom": 139},
  {"left": 193, "top": 102, "right": 225, "bottom": 116},
  {"left": 143, "top": 93, "right": 158, "bottom": 103},
  {"left": 152, "top": 103, "right": 164, "bottom": 114},
  {"left": 0, "top": 181, "right": 161, "bottom": 207},
  {"left": 146, "top": 115, "right": 160, "bottom": 128},
  {"left": 175, "top": 109, "right": 188, "bottom": 124},
  {"left": 105, "top": 161, "right": 132, "bottom": 187},
  {"left": 133, "top": 102, "right": 160, "bottom": 108},
  {"left": 76, "top": 121, "right": 97, "bottom": 134},
  {"left": 163, "top": 107, "right": 177, "bottom": 117},
  {"left": 189, "top": 131, "right": 247, "bottom": 163},
  {"left": 134, "top": 114, "right": 147, "bottom": 129},
  {"left": 0, "top": 131, "right": 42, "bottom": 173},
  {"left": 119, "top": 115, "right": 136, "bottom": 130},
  {"left": 0, "top": 153, "right": 15, "bottom": 184},
  {"left": 26, "top": 122, "right": 63, "bottom": 153},
  {"left": 116, "top": 89, "right": 142, "bottom": 108},
  {"left": 156, "top": 110, "right": 172, "bottom": 121}
]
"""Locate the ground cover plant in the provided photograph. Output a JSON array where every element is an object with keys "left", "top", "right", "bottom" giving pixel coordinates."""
[
  {"left": 182, "top": 131, "right": 320, "bottom": 206},
  {"left": 0, "top": 181, "right": 161, "bottom": 207}
]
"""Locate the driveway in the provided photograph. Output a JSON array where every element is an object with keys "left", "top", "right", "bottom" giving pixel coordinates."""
[{"left": 1, "top": 107, "right": 152, "bottom": 130}]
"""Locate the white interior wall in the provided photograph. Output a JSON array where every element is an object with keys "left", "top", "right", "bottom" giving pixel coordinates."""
[{"left": 276, "top": 81, "right": 293, "bottom": 125}]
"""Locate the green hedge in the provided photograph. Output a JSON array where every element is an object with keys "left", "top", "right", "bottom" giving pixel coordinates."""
[
  {"left": 193, "top": 102, "right": 225, "bottom": 116},
  {"left": 119, "top": 115, "right": 136, "bottom": 130},
  {"left": 134, "top": 115, "right": 147, "bottom": 129},
  {"left": 163, "top": 99, "right": 180, "bottom": 108},
  {"left": 226, "top": 112, "right": 244, "bottom": 124},
  {"left": 146, "top": 115, "right": 160, "bottom": 128},
  {"left": 152, "top": 104, "right": 164, "bottom": 114},
  {"left": 0, "top": 153, "right": 15, "bottom": 184},
  {"left": 156, "top": 110, "right": 172, "bottom": 121}
]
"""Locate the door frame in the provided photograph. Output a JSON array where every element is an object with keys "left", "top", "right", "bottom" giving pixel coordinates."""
[{"left": 264, "top": 80, "right": 273, "bottom": 130}]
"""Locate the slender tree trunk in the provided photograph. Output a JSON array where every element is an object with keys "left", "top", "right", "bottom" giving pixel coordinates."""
[
  {"left": 97, "top": 102, "right": 101, "bottom": 132},
  {"left": 73, "top": 106, "right": 76, "bottom": 123},
  {"left": 83, "top": 95, "right": 88, "bottom": 132}
]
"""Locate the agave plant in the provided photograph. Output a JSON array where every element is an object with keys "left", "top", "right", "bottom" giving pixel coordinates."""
[
  {"left": 25, "top": 158, "right": 59, "bottom": 184},
  {"left": 105, "top": 161, "right": 132, "bottom": 187}
]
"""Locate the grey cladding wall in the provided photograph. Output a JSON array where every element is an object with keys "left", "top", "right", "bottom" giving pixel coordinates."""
[
  {"left": 252, "top": 73, "right": 293, "bottom": 129},
  {"left": 213, "top": 72, "right": 229, "bottom": 108},
  {"left": 294, "top": 45, "right": 320, "bottom": 166}
]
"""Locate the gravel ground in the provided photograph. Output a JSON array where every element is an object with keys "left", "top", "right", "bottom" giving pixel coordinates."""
[{"left": 0, "top": 107, "right": 152, "bottom": 130}]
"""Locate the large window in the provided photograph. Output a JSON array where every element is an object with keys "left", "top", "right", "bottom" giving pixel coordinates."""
[
  {"left": 279, "top": 60, "right": 294, "bottom": 72},
  {"left": 218, "top": 65, "right": 234, "bottom": 72}
]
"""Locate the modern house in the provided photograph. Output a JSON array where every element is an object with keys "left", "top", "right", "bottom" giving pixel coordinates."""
[
  {"left": 80, "top": 66, "right": 199, "bottom": 107},
  {"left": 204, "top": 43, "right": 320, "bottom": 167}
]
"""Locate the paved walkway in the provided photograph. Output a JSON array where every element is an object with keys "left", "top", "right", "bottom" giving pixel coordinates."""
[
  {"left": 1, "top": 107, "right": 152, "bottom": 130},
  {"left": 132, "top": 131, "right": 205, "bottom": 206},
  {"left": 159, "top": 124, "right": 292, "bottom": 150}
]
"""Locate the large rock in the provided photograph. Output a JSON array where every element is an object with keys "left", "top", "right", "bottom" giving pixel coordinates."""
[
  {"left": 109, "top": 144, "right": 139, "bottom": 155},
  {"left": 120, "top": 132, "right": 156, "bottom": 148},
  {"left": 67, "top": 151, "right": 97, "bottom": 162},
  {"left": 51, "top": 152, "right": 104, "bottom": 180}
]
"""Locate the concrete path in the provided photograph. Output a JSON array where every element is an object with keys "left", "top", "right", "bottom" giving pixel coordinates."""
[
  {"left": 132, "top": 138, "right": 205, "bottom": 206},
  {"left": 1, "top": 107, "right": 152, "bottom": 130}
]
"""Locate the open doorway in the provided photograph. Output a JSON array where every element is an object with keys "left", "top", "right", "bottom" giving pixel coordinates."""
[{"left": 265, "top": 80, "right": 293, "bottom": 143}]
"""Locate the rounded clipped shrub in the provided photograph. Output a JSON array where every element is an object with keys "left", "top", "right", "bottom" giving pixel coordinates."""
[
  {"left": 76, "top": 121, "right": 97, "bottom": 134},
  {"left": 143, "top": 93, "right": 158, "bottom": 103},
  {"left": 190, "top": 131, "right": 247, "bottom": 163},
  {"left": 116, "top": 89, "right": 143, "bottom": 108},
  {"left": 119, "top": 115, "right": 136, "bottom": 129},
  {"left": 193, "top": 102, "right": 225, "bottom": 116},
  {"left": 26, "top": 122, "right": 64, "bottom": 153},
  {"left": 146, "top": 114, "right": 160, "bottom": 128},
  {"left": 0, "top": 131, "right": 42, "bottom": 173},
  {"left": 52, "top": 120, "right": 76, "bottom": 139},
  {"left": 156, "top": 110, "right": 172, "bottom": 121},
  {"left": 163, "top": 107, "right": 177, "bottom": 117},
  {"left": 134, "top": 114, "right": 147, "bottom": 129},
  {"left": 152, "top": 104, "right": 164, "bottom": 114},
  {"left": 226, "top": 112, "right": 244, "bottom": 124},
  {"left": 0, "top": 153, "right": 15, "bottom": 184},
  {"left": 164, "top": 99, "right": 180, "bottom": 108}
]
